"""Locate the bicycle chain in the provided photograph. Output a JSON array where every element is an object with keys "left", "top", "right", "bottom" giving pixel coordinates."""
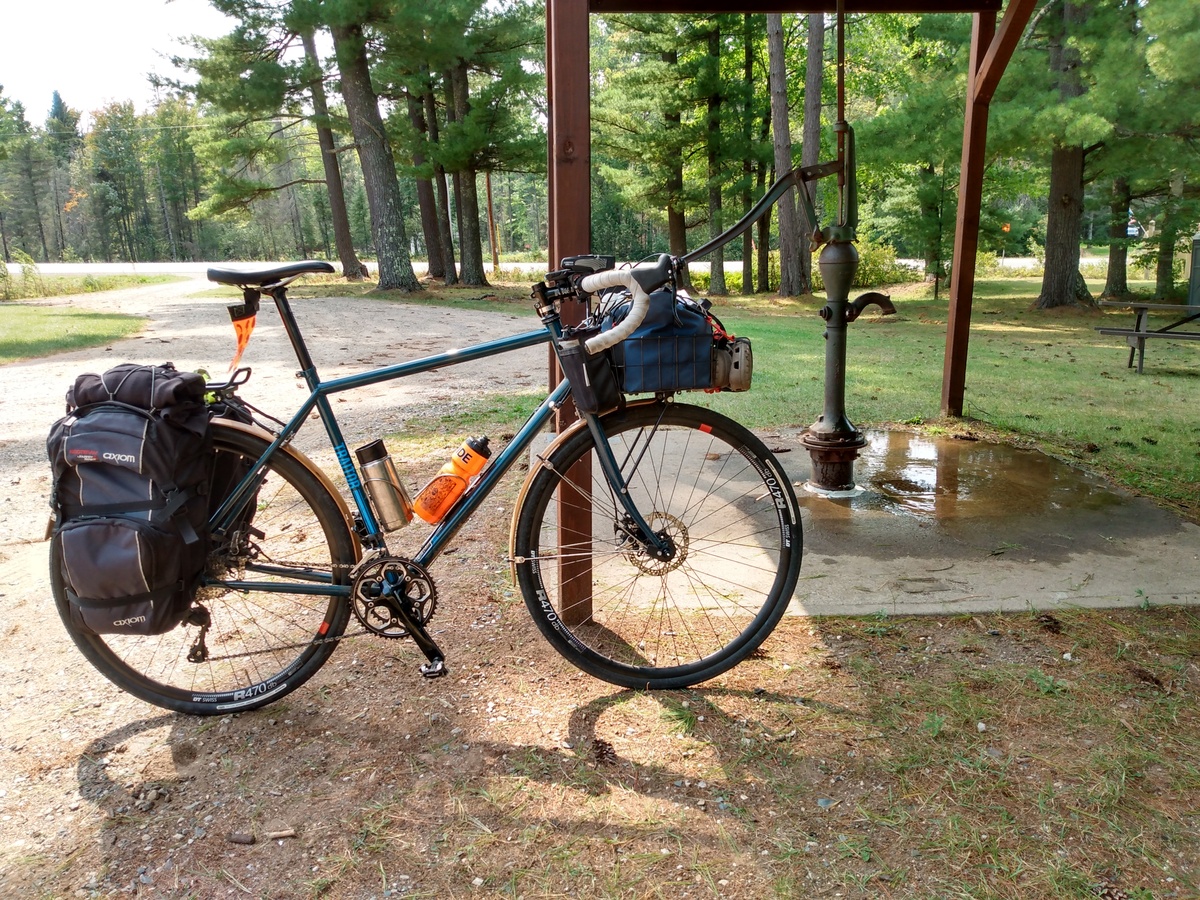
[{"left": 186, "top": 625, "right": 372, "bottom": 666}]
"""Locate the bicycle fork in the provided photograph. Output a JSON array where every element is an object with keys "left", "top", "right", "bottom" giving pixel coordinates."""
[{"left": 583, "top": 410, "right": 678, "bottom": 564}]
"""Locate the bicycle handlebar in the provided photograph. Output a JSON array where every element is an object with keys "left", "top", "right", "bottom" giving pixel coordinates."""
[{"left": 579, "top": 254, "right": 674, "bottom": 354}]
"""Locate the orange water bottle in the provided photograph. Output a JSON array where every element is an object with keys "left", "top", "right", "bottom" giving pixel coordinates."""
[{"left": 413, "top": 435, "right": 492, "bottom": 524}]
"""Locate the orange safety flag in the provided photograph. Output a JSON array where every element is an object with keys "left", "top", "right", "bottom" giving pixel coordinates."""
[{"left": 229, "top": 314, "right": 257, "bottom": 371}]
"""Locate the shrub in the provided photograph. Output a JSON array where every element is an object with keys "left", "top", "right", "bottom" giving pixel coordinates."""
[
  {"left": 13, "top": 251, "right": 45, "bottom": 299},
  {"left": 813, "top": 238, "right": 924, "bottom": 292},
  {"left": 687, "top": 239, "right": 918, "bottom": 296},
  {"left": 690, "top": 269, "right": 743, "bottom": 295}
]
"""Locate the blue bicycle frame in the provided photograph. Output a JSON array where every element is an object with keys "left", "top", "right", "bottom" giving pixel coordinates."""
[{"left": 207, "top": 287, "right": 669, "bottom": 600}]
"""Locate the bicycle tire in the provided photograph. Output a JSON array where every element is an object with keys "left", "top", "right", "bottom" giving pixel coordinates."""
[
  {"left": 52, "top": 421, "right": 358, "bottom": 715},
  {"left": 513, "top": 400, "right": 802, "bottom": 689}
]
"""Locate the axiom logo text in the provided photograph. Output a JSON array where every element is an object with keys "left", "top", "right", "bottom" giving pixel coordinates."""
[
  {"left": 103, "top": 452, "right": 137, "bottom": 464},
  {"left": 113, "top": 615, "right": 147, "bottom": 627}
]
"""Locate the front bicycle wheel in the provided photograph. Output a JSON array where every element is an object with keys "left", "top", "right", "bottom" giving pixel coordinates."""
[
  {"left": 52, "top": 421, "right": 358, "bottom": 715},
  {"left": 513, "top": 400, "right": 801, "bottom": 689}
]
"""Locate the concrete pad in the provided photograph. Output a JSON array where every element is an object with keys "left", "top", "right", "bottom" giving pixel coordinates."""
[{"left": 760, "top": 427, "right": 1200, "bottom": 616}]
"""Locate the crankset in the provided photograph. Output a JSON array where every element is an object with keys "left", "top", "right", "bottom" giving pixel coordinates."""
[
  {"left": 351, "top": 555, "right": 437, "bottom": 637},
  {"left": 350, "top": 555, "right": 447, "bottom": 678}
]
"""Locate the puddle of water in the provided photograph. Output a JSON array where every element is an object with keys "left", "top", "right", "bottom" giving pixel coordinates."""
[{"left": 828, "top": 430, "right": 1123, "bottom": 523}]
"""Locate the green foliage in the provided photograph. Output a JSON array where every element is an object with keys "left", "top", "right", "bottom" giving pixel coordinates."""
[
  {"left": 689, "top": 239, "right": 919, "bottom": 295},
  {"left": 11, "top": 250, "right": 44, "bottom": 298},
  {"left": 0, "top": 5, "right": 1195, "bottom": 289}
]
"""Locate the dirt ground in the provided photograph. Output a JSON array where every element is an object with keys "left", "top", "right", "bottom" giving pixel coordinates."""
[{"left": 1, "top": 280, "right": 1196, "bottom": 899}]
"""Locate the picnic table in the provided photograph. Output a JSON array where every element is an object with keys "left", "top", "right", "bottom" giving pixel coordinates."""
[{"left": 1096, "top": 300, "right": 1200, "bottom": 373}]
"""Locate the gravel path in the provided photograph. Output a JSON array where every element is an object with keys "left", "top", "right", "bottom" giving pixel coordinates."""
[{"left": 0, "top": 277, "right": 547, "bottom": 554}]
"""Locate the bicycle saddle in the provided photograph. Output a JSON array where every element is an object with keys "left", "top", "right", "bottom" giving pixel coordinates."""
[{"left": 207, "top": 261, "right": 335, "bottom": 287}]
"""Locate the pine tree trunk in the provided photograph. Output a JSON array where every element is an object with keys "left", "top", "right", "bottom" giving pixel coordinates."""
[
  {"left": 425, "top": 88, "right": 458, "bottom": 285},
  {"left": 302, "top": 29, "right": 365, "bottom": 281},
  {"left": 1154, "top": 210, "right": 1180, "bottom": 299},
  {"left": 799, "top": 12, "right": 823, "bottom": 293},
  {"left": 1036, "top": 1, "right": 1091, "bottom": 309},
  {"left": 756, "top": 110, "right": 771, "bottom": 292},
  {"left": 918, "top": 163, "right": 941, "bottom": 279},
  {"left": 767, "top": 14, "right": 802, "bottom": 297},
  {"left": 451, "top": 62, "right": 489, "bottom": 287},
  {"left": 330, "top": 23, "right": 418, "bottom": 291},
  {"left": 0, "top": 209, "right": 11, "bottom": 263},
  {"left": 51, "top": 170, "right": 67, "bottom": 260},
  {"left": 706, "top": 26, "right": 726, "bottom": 296},
  {"left": 406, "top": 91, "right": 445, "bottom": 280},
  {"left": 1037, "top": 144, "right": 1091, "bottom": 308},
  {"left": 661, "top": 50, "right": 691, "bottom": 290},
  {"left": 1102, "top": 177, "right": 1131, "bottom": 298},
  {"left": 485, "top": 171, "right": 500, "bottom": 270},
  {"left": 756, "top": 165, "right": 770, "bottom": 293}
]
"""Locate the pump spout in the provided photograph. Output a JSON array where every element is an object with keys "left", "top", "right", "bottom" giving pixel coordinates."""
[{"left": 845, "top": 291, "right": 896, "bottom": 323}]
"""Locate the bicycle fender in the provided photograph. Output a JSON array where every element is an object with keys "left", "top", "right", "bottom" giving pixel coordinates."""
[{"left": 212, "top": 418, "right": 362, "bottom": 559}]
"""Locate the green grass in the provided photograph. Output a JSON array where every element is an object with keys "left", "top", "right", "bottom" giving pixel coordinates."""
[
  {"left": 379, "top": 274, "right": 1196, "bottom": 519},
  {"left": 1, "top": 272, "right": 182, "bottom": 300},
  {"left": 105, "top": 272, "right": 1200, "bottom": 519},
  {"left": 0, "top": 304, "right": 145, "bottom": 364}
]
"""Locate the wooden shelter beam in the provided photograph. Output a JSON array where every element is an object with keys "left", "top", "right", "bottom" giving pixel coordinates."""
[
  {"left": 942, "top": 11, "right": 995, "bottom": 417},
  {"left": 941, "top": 0, "right": 1034, "bottom": 416},
  {"left": 974, "top": 0, "right": 1037, "bottom": 104},
  {"left": 546, "top": 0, "right": 594, "bottom": 626},
  {"left": 592, "top": 1, "right": 1001, "bottom": 12}
]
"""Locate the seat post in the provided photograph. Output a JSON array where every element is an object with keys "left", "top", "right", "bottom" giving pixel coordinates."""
[{"left": 269, "top": 287, "right": 321, "bottom": 391}]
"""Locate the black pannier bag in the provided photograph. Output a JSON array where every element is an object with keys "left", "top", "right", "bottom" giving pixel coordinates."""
[{"left": 48, "top": 363, "right": 212, "bottom": 636}]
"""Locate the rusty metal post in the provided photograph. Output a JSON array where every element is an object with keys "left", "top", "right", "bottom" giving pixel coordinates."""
[
  {"left": 802, "top": 239, "right": 867, "bottom": 492},
  {"left": 546, "top": 0, "right": 593, "bottom": 625}
]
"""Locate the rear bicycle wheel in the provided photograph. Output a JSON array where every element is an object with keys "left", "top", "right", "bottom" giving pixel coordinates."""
[
  {"left": 513, "top": 400, "right": 802, "bottom": 689},
  {"left": 52, "top": 422, "right": 358, "bottom": 715}
]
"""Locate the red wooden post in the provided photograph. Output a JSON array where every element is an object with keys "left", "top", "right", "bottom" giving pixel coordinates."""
[
  {"left": 942, "top": 11, "right": 995, "bottom": 418},
  {"left": 942, "top": 0, "right": 1034, "bottom": 416},
  {"left": 546, "top": 0, "right": 593, "bottom": 625}
]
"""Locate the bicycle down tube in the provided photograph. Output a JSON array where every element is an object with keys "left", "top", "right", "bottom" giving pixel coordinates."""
[{"left": 206, "top": 290, "right": 643, "bottom": 596}]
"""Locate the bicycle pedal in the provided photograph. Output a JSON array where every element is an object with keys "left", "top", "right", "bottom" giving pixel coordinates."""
[{"left": 419, "top": 659, "right": 448, "bottom": 679}]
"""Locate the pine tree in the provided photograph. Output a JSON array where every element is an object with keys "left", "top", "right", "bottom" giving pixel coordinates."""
[
  {"left": 327, "top": 17, "right": 419, "bottom": 290},
  {"left": 594, "top": 15, "right": 708, "bottom": 270},
  {"left": 184, "top": 2, "right": 366, "bottom": 276},
  {"left": 767, "top": 14, "right": 802, "bottom": 296},
  {"left": 3, "top": 102, "right": 55, "bottom": 261}
]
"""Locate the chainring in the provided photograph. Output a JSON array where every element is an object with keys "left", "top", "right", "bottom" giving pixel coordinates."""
[{"left": 350, "top": 556, "right": 437, "bottom": 638}]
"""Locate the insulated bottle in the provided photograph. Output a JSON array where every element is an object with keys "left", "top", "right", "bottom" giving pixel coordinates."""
[
  {"left": 355, "top": 440, "right": 413, "bottom": 531},
  {"left": 413, "top": 435, "right": 491, "bottom": 524}
]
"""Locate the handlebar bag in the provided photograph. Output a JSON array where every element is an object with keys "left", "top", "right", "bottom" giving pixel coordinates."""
[
  {"left": 48, "top": 363, "right": 212, "bottom": 636},
  {"left": 604, "top": 289, "right": 714, "bottom": 394}
]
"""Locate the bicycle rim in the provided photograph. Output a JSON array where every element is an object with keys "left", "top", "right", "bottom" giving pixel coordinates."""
[
  {"left": 514, "top": 401, "right": 802, "bottom": 688},
  {"left": 53, "top": 424, "right": 357, "bottom": 715}
]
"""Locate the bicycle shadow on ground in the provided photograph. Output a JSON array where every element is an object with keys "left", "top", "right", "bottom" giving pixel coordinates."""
[{"left": 60, "top": 664, "right": 869, "bottom": 898}]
